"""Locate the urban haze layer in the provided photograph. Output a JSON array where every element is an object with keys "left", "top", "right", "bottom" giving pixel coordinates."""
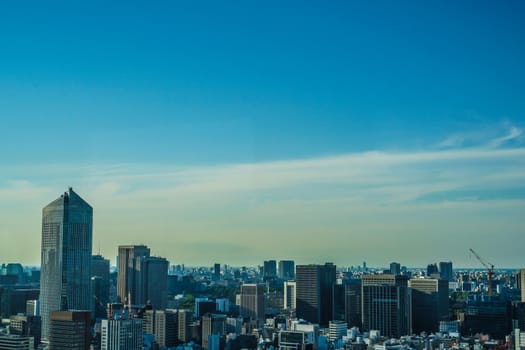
[{"left": 0, "top": 188, "right": 524, "bottom": 350}]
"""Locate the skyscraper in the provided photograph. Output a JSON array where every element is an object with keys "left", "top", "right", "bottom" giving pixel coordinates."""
[
  {"left": 408, "top": 278, "right": 449, "bottom": 333},
  {"left": 361, "top": 274, "right": 411, "bottom": 338},
  {"left": 279, "top": 260, "right": 295, "bottom": 280},
  {"left": 296, "top": 263, "right": 336, "bottom": 326},
  {"left": 143, "top": 309, "right": 177, "bottom": 348},
  {"left": 214, "top": 263, "right": 221, "bottom": 280},
  {"left": 201, "top": 314, "right": 226, "bottom": 350},
  {"left": 177, "top": 310, "right": 193, "bottom": 343},
  {"left": 40, "top": 188, "right": 93, "bottom": 340},
  {"left": 142, "top": 256, "right": 169, "bottom": 309},
  {"left": 521, "top": 269, "right": 525, "bottom": 302},
  {"left": 264, "top": 260, "right": 277, "bottom": 280},
  {"left": 344, "top": 279, "right": 362, "bottom": 329},
  {"left": 439, "top": 262, "right": 453, "bottom": 282},
  {"left": 117, "top": 245, "right": 150, "bottom": 304},
  {"left": 427, "top": 263, "right": 439, "bottom": 277},
  {"left": 91, "top": 253, "right": 110, "bottom": 319},
  {"left": 283, "top": 281, "right": 297, "bottom": 309},
  {"left": 240, "top": 284, "right": 265, "bottom": 323},
  {"left": 390, "top": 262, "right": 401, "bottom": 276}
]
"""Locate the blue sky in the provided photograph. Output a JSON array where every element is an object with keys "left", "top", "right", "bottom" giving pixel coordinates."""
[{"left": 0, "top": 1, "right": 524, "bottom": 267}]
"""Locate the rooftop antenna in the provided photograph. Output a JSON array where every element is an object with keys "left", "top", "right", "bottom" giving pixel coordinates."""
[{"left": 98, "top": 240, "right": 101, "bottom": 255}]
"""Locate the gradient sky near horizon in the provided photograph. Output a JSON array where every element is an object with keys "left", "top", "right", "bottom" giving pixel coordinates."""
[{"left": 1, "top": 1, "right": 524, "bottom": 268}]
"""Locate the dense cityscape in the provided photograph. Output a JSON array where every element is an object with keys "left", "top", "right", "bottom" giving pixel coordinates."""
[{"left": 0, "top": 188, "right": 524, "bottom": 350}]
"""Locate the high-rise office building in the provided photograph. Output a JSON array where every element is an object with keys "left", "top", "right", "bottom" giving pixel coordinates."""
[
  {"left": 240, "top": 284, "right": 265, "bottom": 322},
  {"left": 408, "top": 278, "right": 449, "bottom": 333},
  {"left": 117, "top": 245, "right": 150, "bottom": 305},
  {"left": 361, "top": 274, "right": 411, "bottom": 338},
  {"left": 0, "top": 287, "right": 39, "bottom": 318},
  {"left": 177, "top": 310, "right": 193, "bottom": 343},
  {"left": 332, "top": 283, "right": 345, "bottom": 321},
  {"left": 101, "top": 318, "right": 143, "bottom": 350},
  {"left": 264, "top": 260, "right": 277, "bottom": 280},
  {"left": 344, "top": 279, "right": 361, "bottom": 329},
  {"left": 91, "top": 255, "right": 110, "bottom": 316},
  {"left": 390, "top": 262, "right": 401, "bottom": 276},
  {"left": 92, "top": 255, "right": 110, "bottom": 282},
  {"left": 26, "top": 300, "right": 39, "bottom": 317},
  {"left": 439, "top": 262, "right": 453, "bottom": 282},
  {"left": 143, "top": 309, "right": 178, "bottom": 348},
  {"left": 279, "top": 260, "right": 295, "bottom": 280},
  {"left": 427, "top": 263, "right": 439, "bottom": 277},
  {"left": 463, "top": 295, "right": 511, "bottom": 340},
  {"left": 201, "top": 314, "right": 226, "bottom": 350},
  {"left": 214, "top": 264, "right": 221, "bottom": 280},
  {"left": 49, "top": 310, "right": 91, "bottom": 350},
  {"left": 521, "top": 269, "right": 525, "bottom": 302},
  {"left": 142, "top": 256, "right": 169, "bottom": 309},
  {"left": 284, "top": 281, "right": 297, "bottom": 309},
  {"left": 40, "top": 188, "right": 93, "bottom": 340},
  {"left": 92, "top": 276, "right": 109, "bottom": 318},
  {"left": 296, "top": 263, "right": 336, "bottom": 326}
]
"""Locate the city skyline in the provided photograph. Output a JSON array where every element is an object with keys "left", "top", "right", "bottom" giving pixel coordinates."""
[{"left": 1, "top": 1, "right": 524, "bottom": 267}]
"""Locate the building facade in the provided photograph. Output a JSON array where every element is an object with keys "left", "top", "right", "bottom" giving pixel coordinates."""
[
  {"left": 296, "top": 263, "right": 336, "bottom": 326},
  {"left": 279, "top": 260, "right": 295, "bottom": 280},
  {"left": 240, "top": 284, "right": 265, "bottom": 322},
  {"left": 361, "top": 274, "right": 411, "bottom": 338},
  {"left": 101, "top": 318, "right": 143, "bottom": 350},
  {"left": 439, "top": 262, "right": 453, "bottom": 282},
  {"left": 117, "top": 245, "right": 150, "bottom": 305},
  {"left": 264, "top": 260, "right": 277, "bottom": 280},
  {"left": 408, "top": 278, "right": 449, "bottom": 333},
  {"left": 201, "top": 314, "right": 226, "bottom": 350},
  {"left": 284, "top": 281, "right": 297, "bottom": 309},
  {"left": 49, "top": 310, "right": 91, "bottom": 350}
]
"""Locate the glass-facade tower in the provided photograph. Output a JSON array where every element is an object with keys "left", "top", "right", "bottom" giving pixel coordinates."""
[{"left": 40, "top": 188, "right": 93, "bottom": 340}]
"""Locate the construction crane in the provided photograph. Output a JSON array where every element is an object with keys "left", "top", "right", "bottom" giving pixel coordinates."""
[{"left": 469, "top": 248, "right": 495, "bottom": 296}]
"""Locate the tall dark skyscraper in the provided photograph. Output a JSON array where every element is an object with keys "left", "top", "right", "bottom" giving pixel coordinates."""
[
  {"left": 279, "top": 260, "right": 295, "bottom": 280},
  {"left": 263, "top": 260, "right": 277, "bottom": 280},
  {"left": 427, "top": 263, "right": 439, "bottom": 277},
  {"left": 389, "top": 262, "right": 401, "bottom": 276},
  {"left": 361, "top": 274, "right": 411, "bottom": 338},
  {"left": 91, "top": 254, "right": 110, "bottom": 318},
  {"left": 40, "top": 188, "right": 93, "bottom": 340},
  {"left": 142, "top": 256, "right": 169, "bottom": 309},
  {"left": 408, "top": 278, "right": 449, "bottom": 333},
  {"left": 344, "top": 279, "right": 362, "bottom": 329},
  {"left": 296, "top": 263, "right": 336, "bottom": 326},
  {"left": 117, "top": 245, "right": 151, "bottom": 304},
  {"left": 214, "top": 263, "right": 221, "bottom": 280},
  {"left": 439, "top": 261, "right": 453, "bottom": 281}
]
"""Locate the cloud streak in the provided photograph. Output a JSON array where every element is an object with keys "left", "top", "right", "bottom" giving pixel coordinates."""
[{"left": 1, "top": 139, "right": 525, "bottom": 267}]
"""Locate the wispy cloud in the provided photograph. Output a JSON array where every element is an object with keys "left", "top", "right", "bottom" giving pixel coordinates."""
[
  {"left": 1, "top": 129, "right": 525, "bottom": 266},
  {"left": 487, "top": 125, "right": 523, "bottom": 148},
  {"left": 436, "top": 121, "right": 524, "bottom": 149}
]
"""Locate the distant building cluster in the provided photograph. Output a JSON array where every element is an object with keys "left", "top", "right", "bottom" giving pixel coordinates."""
[{"left": 0, "top": 188, "right": 525, "bottom": 350}]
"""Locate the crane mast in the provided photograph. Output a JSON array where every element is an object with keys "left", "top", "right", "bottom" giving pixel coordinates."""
[{"left": 469, "top": 248, "right": 495, "bottom": 296}]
